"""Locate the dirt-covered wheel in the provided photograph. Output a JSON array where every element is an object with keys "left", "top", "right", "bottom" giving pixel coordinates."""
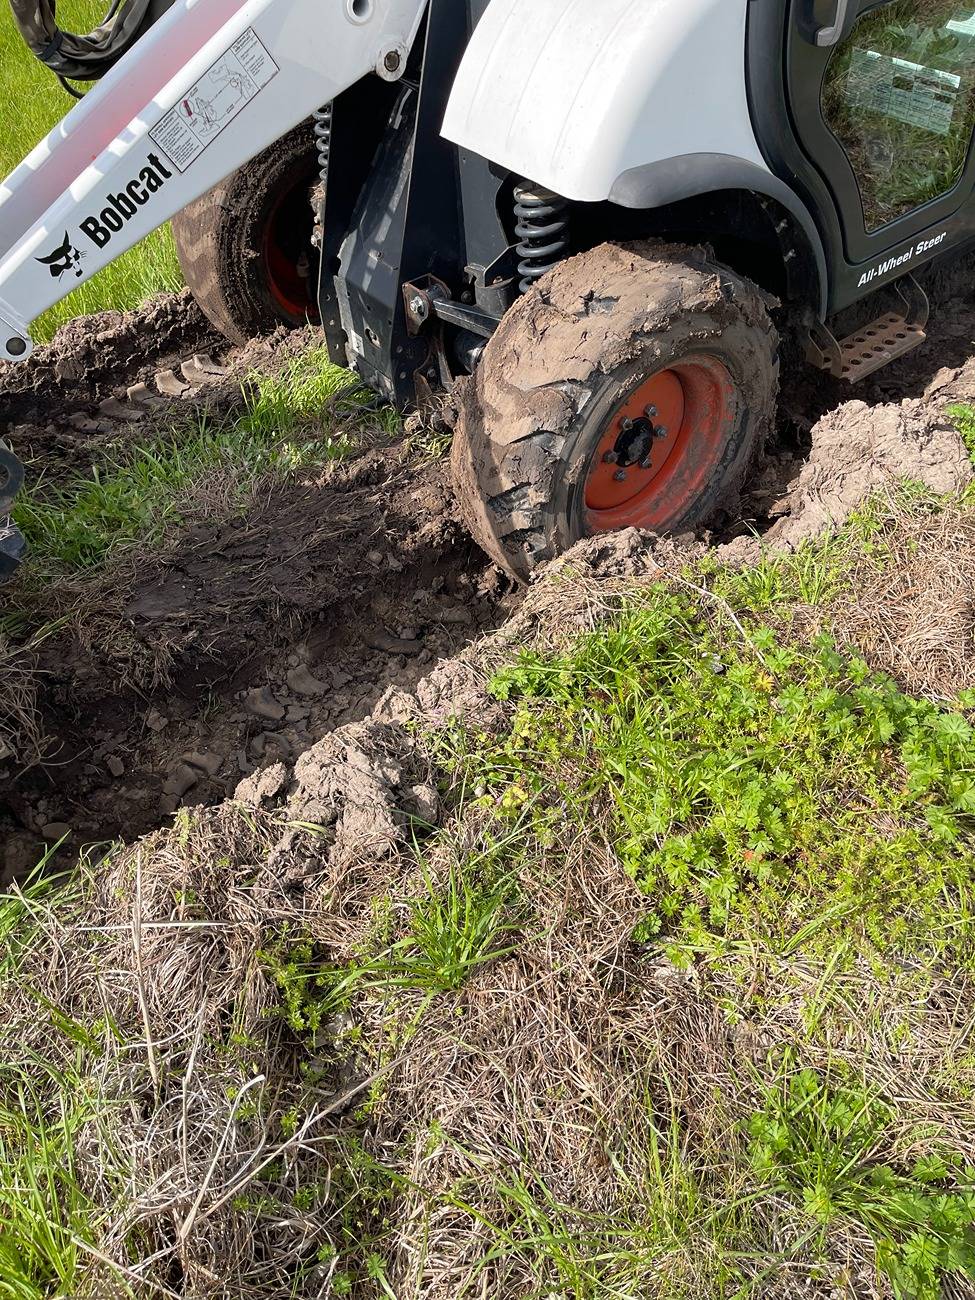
[
  {"left": 170, "top": 121, "right": 321, "bottom": 345},
  {"left": 451, "top": 241, "right": 779, "bottom": 579}
]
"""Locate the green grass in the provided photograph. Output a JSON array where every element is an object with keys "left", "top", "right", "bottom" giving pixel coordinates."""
[
  {"left": 0, "top": 0, "right": 182, "bottom": 341},
  {"left": 13, "top": 348, "right": 372, "bottom": 573},
  {"left": 0, "top": 882, "right": 117, "bottom": 1300},
  {"left": 475, "top": 581, "right": 975, "bottom": 969},
  {"left": 263, "top": 853, "right": 518, "bottom": 1040},
  {"left": 949, "top": 402, "right": 975, "bottom": 461},
  {"left": 747, "top": 1061, "right": 975, "bottom": 1300}
]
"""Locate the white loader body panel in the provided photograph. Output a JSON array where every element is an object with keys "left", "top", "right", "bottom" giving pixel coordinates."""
[
  {"left": 441, "top": 0, "right": 769, "bottom": 204},
  {"left": 0, "top": 0, "right": 428, "bottom": 357}
]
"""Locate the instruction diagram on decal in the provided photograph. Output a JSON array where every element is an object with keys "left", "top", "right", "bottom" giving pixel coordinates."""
[{"left": 150, "top": 29, "right": 278, "bottom": 171}]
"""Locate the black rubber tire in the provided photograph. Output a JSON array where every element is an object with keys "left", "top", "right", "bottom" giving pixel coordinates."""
[
  {"left": 451, "top": 241, "right": 779, "bottom": 580},
  {"left": 170, "top": 121, "right": 320, "bottom": 345}
]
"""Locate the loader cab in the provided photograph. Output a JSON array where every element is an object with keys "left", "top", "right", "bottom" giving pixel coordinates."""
[{"left": 749, "top": 0, "right": 975, "bottom": 314}]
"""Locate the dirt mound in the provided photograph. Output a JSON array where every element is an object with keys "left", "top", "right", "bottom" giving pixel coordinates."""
[
  {"left": 757, "top": 386, "right": 973, "bottom": 552},
  {"left": 0, "top": 290, "right": 214, "bottom": 409}
]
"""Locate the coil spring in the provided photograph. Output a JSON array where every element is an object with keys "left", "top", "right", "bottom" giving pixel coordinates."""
[
  {"left": 513, "top": 181, "right": 569, "bottom": 293},
  {"left": 311, "top": 103, "right": 333, "bottom": 249}
]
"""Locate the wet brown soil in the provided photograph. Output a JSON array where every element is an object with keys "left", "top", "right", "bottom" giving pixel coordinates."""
[{"left": 4, "top": 258, "right": 975, "bottom": 878}]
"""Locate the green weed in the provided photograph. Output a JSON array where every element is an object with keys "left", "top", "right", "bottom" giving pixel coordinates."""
[
  {"left": 949, "top": 403, "right": 975, "bottom": 462},
  {"left": 263, "top": 860, "right": 517, "bottom": 1038},
  {"left": 475, "top": 583, "right": 975, "bottom": 967},
  {"left": 748, "top": 1062, "right": 975, "bottom": 1300}
]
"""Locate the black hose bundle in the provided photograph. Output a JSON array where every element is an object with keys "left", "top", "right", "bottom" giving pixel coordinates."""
[{"left": 8, "top": 0, "right": 173, "bottom": 91}]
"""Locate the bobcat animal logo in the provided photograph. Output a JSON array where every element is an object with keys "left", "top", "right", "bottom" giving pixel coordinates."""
[{"left": 35, "top": 232, "right": 84, "bottom": 280}]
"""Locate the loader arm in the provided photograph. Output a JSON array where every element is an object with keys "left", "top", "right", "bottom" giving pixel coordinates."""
[{"left": 0, "top": 0, "right": 428, "bottom": 364}]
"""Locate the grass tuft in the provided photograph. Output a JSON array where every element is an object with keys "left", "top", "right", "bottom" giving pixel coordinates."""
[{"left": 13, "top": 349, "right": 376, "bottom": 573}]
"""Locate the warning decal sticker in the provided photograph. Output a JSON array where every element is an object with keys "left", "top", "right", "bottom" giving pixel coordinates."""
[
  {"left": 149, "top": 29, "right": 279, "bottom": 172},
  {"left": 847, "top": 47, "right": 961, "bottom": 137}
]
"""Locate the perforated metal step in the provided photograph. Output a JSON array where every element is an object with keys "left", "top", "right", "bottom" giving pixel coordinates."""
[
  {"left": 805, "top": 273, "right": 929, "bottom": 384},
  {"left": 835, "top": 312, "right": 926, "bottom": 381}
]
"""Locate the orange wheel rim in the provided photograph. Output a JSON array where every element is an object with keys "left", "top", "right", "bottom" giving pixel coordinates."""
[{"left": 584, "top": 355, "right": 736, "bottom": 533}]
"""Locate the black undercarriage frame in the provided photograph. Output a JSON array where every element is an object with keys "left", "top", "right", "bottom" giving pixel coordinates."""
[{"left": 317, "top": 0, "right": 513, "bottom": 408}]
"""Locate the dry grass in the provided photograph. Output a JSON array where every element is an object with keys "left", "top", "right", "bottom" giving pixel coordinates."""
[
  {"left": 0, "top": 628, "right": 45, "bottom": 767},
  {"left": 8, "top": 514, "right": 975, "bottom": 1297},
  {"left": 829, "top": 492, "right": 975, "bottom": 703}
]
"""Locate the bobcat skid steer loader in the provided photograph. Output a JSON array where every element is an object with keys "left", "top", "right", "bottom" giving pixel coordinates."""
[{"left": 1, "top": 0, "right": 974, "bottom": 580}]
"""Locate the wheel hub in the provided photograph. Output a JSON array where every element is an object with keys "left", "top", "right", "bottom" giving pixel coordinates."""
[{"left": 584, "top": 356, "right": 735, "bottom": 529}]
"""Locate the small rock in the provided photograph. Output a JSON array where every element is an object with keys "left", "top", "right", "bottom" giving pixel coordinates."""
[
  {"left": 365, "top": 629, "right": 422, "bottom": 655},
  {"left": 438, "top": 606, "right": 472, "bottom": 626},
  {"left": 106, "top": 755, "right": 125, "bottom": 777},
  {"left": 408, "top": 784, "right": 439, "bottom": 823},
  {"left": 182, "top": 750, "right": 223, "bottom": 776},
  {"left": 98, "top": 396, "right": 134, "bottom": 422},
  {"left": 145, "top": 709, "right": 168, "bottom": 733},
  {"left": 55, "top": 355, "right": 84, "bottom": 382},
  {"left": 398, "top": 626, "right": 420, "bottom": 641},
  {"left": 244, "top": 686, "right": 285, "bottom": 721},
  {"left": 235, "top": 762, "right": 288, "bottom": 807},
  {"left": 366, "top": 550, "right": 384, "bottom": 567},
  {"left": 286, "top": 665, "right": 327, "bottom": 697},
  {"left": 162, "top": 764, "right": 199, "bottom": 799},
  {"left": 286, "top": 704, "right": 311, "bottom": 722},
  {"left": 249, "top": 734, "right": 266, "bottom": 759},
  {"left": 236, "top": 749, "right": 252, "bottom": 774},
  {"left": 41, "top": 821, "right": 72, "bottom": 841},
  {"left": 263, "top": 732, "right": 293, "bottom": 760},
  {"left": 330, "top": 668, "right": 352, "bottom": 689}
]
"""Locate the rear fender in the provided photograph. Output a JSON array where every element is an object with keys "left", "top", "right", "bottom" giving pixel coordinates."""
[{"left": 442, "top": 0, "right": 827, "bottom": 315}]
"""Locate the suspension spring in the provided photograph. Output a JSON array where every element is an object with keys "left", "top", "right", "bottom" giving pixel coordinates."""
[
  {"left": 311, "top": 103, "right": 333, "bottom": 250},
  {"left": 513, "top": 181, "right": 569, "bottom": 293}
]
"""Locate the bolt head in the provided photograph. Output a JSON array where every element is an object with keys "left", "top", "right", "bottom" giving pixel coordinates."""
[
  {"left": 613, "top": 469, "right": 628, "bottom": 482},
  {"left": 644, "top": 405, "right": 658, "bottom": 419},
  {"left": 409, "top": 294, "right": 427, "bottom": 318},
  {"left": 654, "top": 425, "right": 669, "bottom": 439},
  {"left": 619, "top": 417, "right": 634, "bottom": 431},
  {"left": 639, "top": 456, "right": 652, "bottom": 470},
  {"left": 602, "top": 450, "right": 618, "bottom": 465},
  {"left": 384, "top": 49, "right": 401, "bottom": 72}
]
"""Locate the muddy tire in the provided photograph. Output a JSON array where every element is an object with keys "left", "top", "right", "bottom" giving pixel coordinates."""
[
  {"left": 170, "top": 122, "right": 320, "bottom": 345},
  {"left": 452, "top": 241, "right": 779, "bottom": 579}
]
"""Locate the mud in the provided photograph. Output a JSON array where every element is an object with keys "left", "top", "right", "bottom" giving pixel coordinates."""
[
  {"left": 6, "top": 268, "right": 975, "bottom": 877},
  {"left": 1, "top": 441, "right": 511, "bottom": 873}
]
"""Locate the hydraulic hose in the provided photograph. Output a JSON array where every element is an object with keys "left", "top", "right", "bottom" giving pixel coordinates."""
[{"left": 8, "top": 0, "right": 177, "bottom": 85}]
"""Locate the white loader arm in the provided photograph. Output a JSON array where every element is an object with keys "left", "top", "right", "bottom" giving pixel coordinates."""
[{"left": 0, "top": 0, "right": 427, "bottom": 361}]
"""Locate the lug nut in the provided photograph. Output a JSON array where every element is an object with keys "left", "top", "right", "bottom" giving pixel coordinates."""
[
  {"left": 639, "top": 456, "right": 652, "bottom": 470},
  {"left": 644, "top": 405, "right": 658, "bottom": 418},
  {"left": 654, "top": 425, "right": 669, "bottom": 439},
  {"left": 619, "top": 417, "right": 634, "bottom": 431},
  {"left": 613, "top": 469, "right": 628, "bottom": 482},
  {"left": 602, "top": 450, "right": 618, "bottom": 464}
]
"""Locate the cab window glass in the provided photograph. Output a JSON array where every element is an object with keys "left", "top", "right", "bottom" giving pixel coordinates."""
[{"left": 822, "top": 1, "right": 975, "bottom": 229}]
